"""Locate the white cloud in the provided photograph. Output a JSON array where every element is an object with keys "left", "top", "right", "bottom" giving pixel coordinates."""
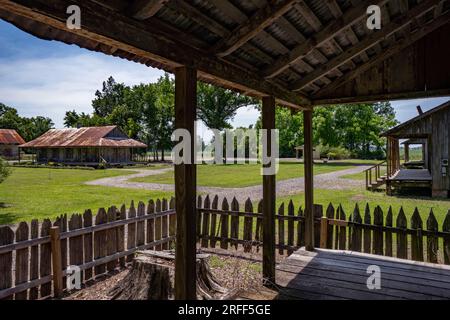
[{"left": 0, "top": 53, "right": 163, "bottom": 127}]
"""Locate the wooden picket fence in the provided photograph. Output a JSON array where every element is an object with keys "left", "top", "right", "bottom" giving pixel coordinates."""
[
  {"left": 196, "top": 195, "right": 450, "bottom": 265},
  {"left": 1, "top": 194, "right": 450, "bottom": 300},
  {"left": 0, "top": 198, "right": 176, "bottom": 300}
]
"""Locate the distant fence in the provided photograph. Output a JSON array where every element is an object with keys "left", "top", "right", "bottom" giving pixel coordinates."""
[
  {"left": 0, "top": 199, "right": 176, "bottom": 300},
  {"left": 2, "top": 195, "right": 450, "bottom": 300}
]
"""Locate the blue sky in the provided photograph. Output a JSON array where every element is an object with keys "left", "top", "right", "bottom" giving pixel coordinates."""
[{"left": 1, "top": 19, "right": 449, "bottom": 134}]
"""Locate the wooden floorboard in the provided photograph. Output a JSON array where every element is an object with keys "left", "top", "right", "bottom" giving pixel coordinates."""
[
  {"left": 283, "top": 254, "right": 450, "bottom": 289},
  {"left": 390, "top": 169, "right": 432, "bottom": 181},
  {"left": 273, "top": 248, "right": 450, "bottom": 300}
]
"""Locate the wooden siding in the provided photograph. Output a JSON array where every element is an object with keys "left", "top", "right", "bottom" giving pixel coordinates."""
[
  {"left": 35, "top": 147, "right": 133, "bottom": 164},
  {"left": 0, "top": 145, "right": 19, "bottom": 159},
  {"left": 314, "top": 24, "right": 450, "bottom": 104},
  {"left": 384, "top": 106, "right": 450, "bottom": 195}
]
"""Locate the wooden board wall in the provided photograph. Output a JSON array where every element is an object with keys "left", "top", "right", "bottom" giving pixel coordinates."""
[{"left": 314, "top": 24, "right": 450, "bottom": 103}]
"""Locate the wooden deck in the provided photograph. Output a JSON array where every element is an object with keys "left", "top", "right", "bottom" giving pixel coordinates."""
[
  {"left": 274, "top": 248, "right": 450, "bottom": 300},
  {"left": 389, "top": 169, "right": 432, "bottom": 181}
]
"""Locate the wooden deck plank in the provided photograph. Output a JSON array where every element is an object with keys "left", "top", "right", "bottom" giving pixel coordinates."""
[
  {"left": 276, "top": 270, "right": 408, "bottom": 300},
  {"left": 298, "top": 249, "right": 450, "bottom": 275},
  {"left": 278, "top": 260, "right": 450, "bottom": 299},
  {"left": 390, "top": 169, "right": 432, "bottom": 181},
  {"left": 274, "top": 248, "right": 450, "bottom": 300},
  {"left": 285, "top": 253, "right": 450, "bottom": 288}
]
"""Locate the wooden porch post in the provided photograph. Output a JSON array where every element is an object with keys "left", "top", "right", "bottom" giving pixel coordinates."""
[
  {"left": 404, "top": 144, "right": 410, "bottom": 163},
  {"left": 174, "top": 66, "right": 197, "bottom": 300},
  {"left": 262, "top": 96, "right": 276, "bottom": 286},
  {"left": 304, "top": 109, "right": 314, "bottom": 251}
]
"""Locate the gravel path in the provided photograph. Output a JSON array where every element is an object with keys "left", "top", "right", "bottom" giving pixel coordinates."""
[{"left": 86, "top": 165, "right": 369, "bottom": 203}]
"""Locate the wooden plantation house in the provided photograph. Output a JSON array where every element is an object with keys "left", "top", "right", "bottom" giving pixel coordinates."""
[
  {"left": 381, "top": 100, "right": 450, "bottom": 198},
  {"left": 0, "top": 129, "right": 25, "bottom": 160},
  {"left": 20, "top": 126, "right": 147, "bottom": 166},
  {"left": 1, "top": 0, "right": 450, "bottom": 299}
]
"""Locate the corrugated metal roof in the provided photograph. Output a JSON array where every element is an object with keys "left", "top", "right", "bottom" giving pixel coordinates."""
[
  {"left": 0, "top": 129, "right": 26, "bottom": 145},
  {"left": 21, "top": 126, "right": 147, "bottom": 148}
]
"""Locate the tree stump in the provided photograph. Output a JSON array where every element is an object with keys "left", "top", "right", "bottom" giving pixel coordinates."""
[{"left": 109, "top": 251, "right": 233, "bottom": 300}]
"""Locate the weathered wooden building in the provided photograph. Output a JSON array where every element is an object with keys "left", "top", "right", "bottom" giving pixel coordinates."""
[
  {"left": 20, "top": 126, "right": 147, "bottom": 166},
  {"left": 382, "top": 100, "right": 450, "bottom": 197},
  {"left": 0, "top": 129, "right": 25, "bottom": 160}
]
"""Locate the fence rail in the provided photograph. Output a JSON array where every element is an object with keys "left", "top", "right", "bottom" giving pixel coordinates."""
[{"left": 0, "top": 198, "right": 176, "bottom": 300}]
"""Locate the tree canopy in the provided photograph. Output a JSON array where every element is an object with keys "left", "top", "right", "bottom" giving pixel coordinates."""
[
  {"left": 0, "top": 103, "right": 54, "bottom": 142},
  {"left": 197, "top": 82, "right": 257, "bottom": 131},
  {"left": 256, "top": 102, "right": 398, "bottom": 159}
]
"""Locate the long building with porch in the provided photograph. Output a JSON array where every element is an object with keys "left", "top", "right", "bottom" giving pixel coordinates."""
[{"left": 20, "top": 126, "right": 147, "bottom": 166}]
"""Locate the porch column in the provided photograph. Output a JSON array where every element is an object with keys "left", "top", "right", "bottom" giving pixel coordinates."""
[
  {"left": 404, "top": 144, "right": 410, "bottom": 163},
  {"left": 174, "top": 66, "right": 197, "bottom": 300},
  {"left": 303, "top": 109, "right": 314, "bottom": 251},
  {"left": 262, "top": 96, "right": 276, "bottom": 286}
]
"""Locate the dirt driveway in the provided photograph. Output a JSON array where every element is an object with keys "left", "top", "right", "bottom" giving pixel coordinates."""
[{"left": 86, "top": 165, "right": 369, "bottom": 203}]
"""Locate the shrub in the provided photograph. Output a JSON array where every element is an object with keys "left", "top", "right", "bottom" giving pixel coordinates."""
[
  {"left": 317, "top": 145, "right": 351, "bottom": 160},
  {"left": 0, "top": 157, "right": 11, "bottom": 183}
]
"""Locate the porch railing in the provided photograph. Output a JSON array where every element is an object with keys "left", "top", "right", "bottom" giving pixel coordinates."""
[{"left": 364, "top": 161, "right": 387, "bottom": 190}]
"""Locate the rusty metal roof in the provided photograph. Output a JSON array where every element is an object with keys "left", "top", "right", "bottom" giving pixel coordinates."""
[
  {"left": 0, "top": 129, "right": 26, "bottom": 145},
  {"left": 20, "top": 126, "right": 147, "bottom": 148}
]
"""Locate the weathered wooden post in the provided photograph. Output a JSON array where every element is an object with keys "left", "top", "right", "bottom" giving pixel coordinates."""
[
  {"left": 320, "top": 217, "right": 328, "bottom": 249},
  {"left": 174, "top": 66, "right": 197, "bottom": 300},
  {"left": 262, "top": 96, "right": 276, "bottom": 286},
  {"left": 50, "top": 226, "right": 63, "bottom": 298},
  {"left": 304, "top": 109, "right": 314, "bottom": 251}
]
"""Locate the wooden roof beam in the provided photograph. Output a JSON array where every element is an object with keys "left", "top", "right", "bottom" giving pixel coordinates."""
[
  {"left": 213, "top": 0, "right": 298, "bottom": 57},
  {"left": 293, "top": 1, "right": 322, "bottom": 31},
  {"left": 129, "top": 0, "right": 167, "bottom": 20},
  {"left": 1, "top": 0, "right": 310, "bottom": 109},
  {"left": 261, "top": 0, "right": 388, "bottom": 79},
  {"left": 325, "top": 0, "right": 369, "bottom": 62},
  {"left": 290, "top": 0, "right": 440, "bottom": 92},
  {"left": 312, "top": 9, "right": 450, "bottom": 102}
]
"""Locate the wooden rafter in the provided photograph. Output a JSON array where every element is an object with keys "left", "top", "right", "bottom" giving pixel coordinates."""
[
  {"left": 312, "top": 9, "right": 450, "bottom": 101},
  {"left": 156, "top": 0, "right": 274, "bottom": 67},
  {"left": 293, "top": 1, "right": 322, "bottom": 31},
  {"left": 262, "top": 0, "right": 387, "bottom": 78},
  {"left": 129, "top": 0, "right": 167, "bottom": 20},
  {"left": 213, "top": 0, "right": 298, "bottom": 57},
  {"left": 325, "top": 0, "right": 369, "bottom": 63},
  {"left": 290, "top": 0, "right": 440, "bottom": 91},
  {"left": 2, "top": 0, "right": 310, "bottom": 108},
  {"left": 212, "top": 0, "right": 290, "bottom": 57}
]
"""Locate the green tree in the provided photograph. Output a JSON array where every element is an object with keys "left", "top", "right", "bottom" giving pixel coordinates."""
[
  {"left": 197, "top": 82, "right": 257, "bottom": 131},
  {"left": 92, "top": 76, "right": 130, "bottom": 117},
  {"left": 0, "top": 103, "right": 54, "bottom": 141}
]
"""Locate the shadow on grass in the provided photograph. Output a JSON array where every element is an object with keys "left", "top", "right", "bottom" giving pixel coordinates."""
[{"left": 0, "top": 203, "right": 21, "bottom": 225}]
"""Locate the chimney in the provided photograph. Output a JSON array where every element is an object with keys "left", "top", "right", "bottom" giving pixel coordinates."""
[{"left": 416, "top": 105, "right": 423, "bottom": 115}]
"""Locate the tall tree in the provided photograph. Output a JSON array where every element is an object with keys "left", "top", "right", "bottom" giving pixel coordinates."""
[
  {"left": 92, "top": 76, "right": 130, "bottom": 117},
  {"left": 197, "top": 82, "right": 257, "bottom": 131}
]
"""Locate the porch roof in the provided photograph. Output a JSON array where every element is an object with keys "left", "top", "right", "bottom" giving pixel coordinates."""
[
  {"left": 381, "top": 99, "right": 450, "bottom": 137},
  {"left": 1, "top": 0, "right": 449, "bottom": 109}
]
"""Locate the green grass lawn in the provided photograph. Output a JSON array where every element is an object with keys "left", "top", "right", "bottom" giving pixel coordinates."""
[
  {"left": 0, "top": 167, "right": 173, "bottom": 225},
  {"left": 131, "top": 161, "right": 373, "bottom": 188}
]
